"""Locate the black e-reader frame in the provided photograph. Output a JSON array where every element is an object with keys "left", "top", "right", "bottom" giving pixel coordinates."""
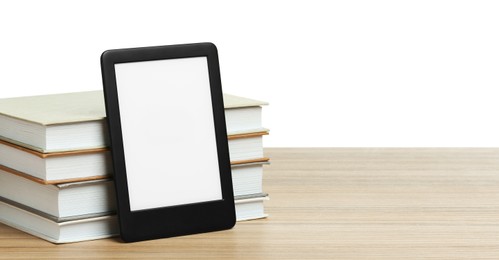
[{"left": 101, "top": 43, "right": 236, "bottom": 242}]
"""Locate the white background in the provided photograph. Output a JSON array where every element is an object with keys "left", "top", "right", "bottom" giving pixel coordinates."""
[{"left": 1, "top": 1, "right": 498, "bottom": 147}]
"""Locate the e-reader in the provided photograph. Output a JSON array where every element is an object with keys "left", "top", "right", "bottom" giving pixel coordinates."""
[{"left": 100, "top": 43, "right": 236, "bottom": 242}]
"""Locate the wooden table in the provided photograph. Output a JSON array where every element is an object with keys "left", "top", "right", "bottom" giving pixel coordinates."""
[{"left": 1, "top": 148, "right": 499, "bottom": 259}]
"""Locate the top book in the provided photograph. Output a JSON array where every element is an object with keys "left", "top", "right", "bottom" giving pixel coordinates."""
[
  {"left": 0, "top": 91, "right": 267, "bottom": 153},
  {"left": 0, "top": 91, "right": 107, "bottom": 153},
  {"left": 223, "top": 93, "right": 268, "bottom": 135}
]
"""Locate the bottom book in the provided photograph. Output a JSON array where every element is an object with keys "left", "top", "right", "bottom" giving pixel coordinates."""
[
  {"left": 0, "top": 197, "right": 118, "bottom": 244},
  {"left": 0, "top": 193, "right": 269, "bottom": 244},
  {"left": 234, "top": 193, "right": 270, "bottom": 221}
]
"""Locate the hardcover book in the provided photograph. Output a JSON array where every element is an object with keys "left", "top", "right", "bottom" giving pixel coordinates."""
[
  {"left": 223, "top": 93, "right": 268, "bottom": 135},
  {"left": 231, "top": 161, "right": 269, "bottom": 197},
  {"left": 0, "top": 193, "right": 267, "bottom": 243},
  {"left": 0, "top": 91, "right": 107, "bottom": 153},
  {"left": 0, "top": 91, "right": 268, "bottom": 152},
  {"left": 0, "top": 197, "right": 118, "bottom": 244},
  {"left": 234, "top": 193, "right": 269, "bottom": 221},
  {"left": 0, "top": 139, "right": 111, "bottom": 184},
  {"left": 0, "top": 160, "right": 267, "bottom": 220},
  {"left": 0, "top": 133, "right": 266, "bottom": 183},
  {"left": 0, "top": 166, "right": 115, "bottom": 219}
]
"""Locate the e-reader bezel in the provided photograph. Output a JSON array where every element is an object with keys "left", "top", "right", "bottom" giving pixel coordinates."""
[{"left": 101, "top": 43, "right": 235, "bottom": 242}]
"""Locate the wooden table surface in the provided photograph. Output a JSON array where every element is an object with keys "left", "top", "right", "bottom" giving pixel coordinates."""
[{"left": 1, "top": 148, "right": 499, "bottom": 259}]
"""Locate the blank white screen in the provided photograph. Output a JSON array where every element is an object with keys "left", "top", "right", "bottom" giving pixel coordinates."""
[{"left": 114, "top": 57, "right": 222, "bottom": 211}]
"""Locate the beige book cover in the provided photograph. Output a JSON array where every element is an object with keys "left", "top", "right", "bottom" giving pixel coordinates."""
[
  {"left": 0, "top": 91, "right": 105, "bottom": 125},
  {"left": 223, "top": 93, "right": 268, "bottom": 109},
  {"left": 0, "top": 91, "right": 268, "bottom": 153},
  {"left": 0, "top": 91, "right": 266, "bottom": 124}
]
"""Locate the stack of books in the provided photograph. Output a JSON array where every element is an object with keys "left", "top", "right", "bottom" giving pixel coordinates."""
[
  {"left": 0, "top": 91, "right": 269, "bottom": 243},
  {"left": 224, "top": 94, "right": 270, "bottom": 221}
]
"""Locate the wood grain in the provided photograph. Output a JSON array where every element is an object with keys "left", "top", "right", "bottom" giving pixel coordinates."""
[{"left": 1, "top": 148, "right": 499, "bottom": 259}]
